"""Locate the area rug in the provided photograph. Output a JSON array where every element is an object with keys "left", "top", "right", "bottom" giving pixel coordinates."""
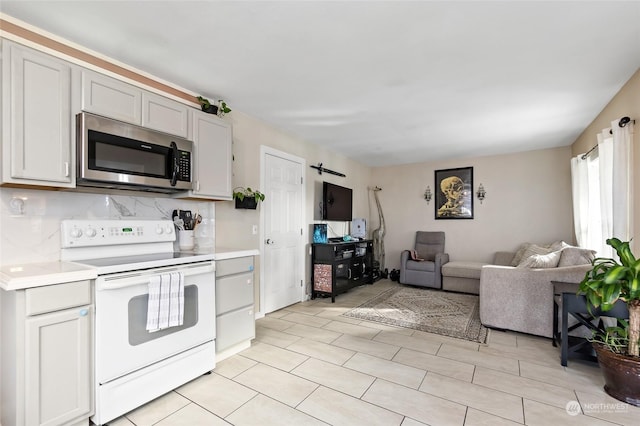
[{"left": 343, "top": 286, "right": 488, "bottom": 343}]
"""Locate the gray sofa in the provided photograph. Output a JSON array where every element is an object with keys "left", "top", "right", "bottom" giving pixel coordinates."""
[{"left": 479, "top": 249, "right": 593, "bottom": 338}]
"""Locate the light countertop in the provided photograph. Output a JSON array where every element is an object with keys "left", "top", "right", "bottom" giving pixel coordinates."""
[
  {"left": 214, "top": 248, "right": 260, "bottom": 260},
  {"left": 1, "top": 248, "right": 259, "bottom": 291},
  {"left": 0, "top": 261, "right": 98, "bottom": 291}
]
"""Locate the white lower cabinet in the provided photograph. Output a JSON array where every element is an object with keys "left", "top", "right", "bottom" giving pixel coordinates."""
[
  {"left": 215, "top": 257, "right": 255, "bottom": 360},
  {"left": 1, "top": 281, "right": 93, "bottom": 426}
]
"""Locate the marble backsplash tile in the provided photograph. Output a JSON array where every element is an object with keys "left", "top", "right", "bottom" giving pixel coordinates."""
[{"left": 0, "top": 188, "right": 215, "bottom": 265}]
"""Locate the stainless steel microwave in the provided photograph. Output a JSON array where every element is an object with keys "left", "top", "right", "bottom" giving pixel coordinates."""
[{"left": 76, "top": 112, "right": 193, "bottom": 193}]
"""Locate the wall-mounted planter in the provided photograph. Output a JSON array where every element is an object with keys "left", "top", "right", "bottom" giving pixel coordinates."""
[
  {"left": 235, "top": 196, "right": 258, "bottom": 209},
  {"left": 201, "top": 104, "right": 218, "bottom": 115}
]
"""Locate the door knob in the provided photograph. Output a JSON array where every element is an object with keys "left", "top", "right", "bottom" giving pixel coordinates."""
[{"left": 266, "top": 238, "right": 274, "bottom": 245}]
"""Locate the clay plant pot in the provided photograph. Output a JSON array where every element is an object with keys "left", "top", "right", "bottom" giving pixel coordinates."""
[{"left": 593, "top": 343, "right": 640, "bottom": 406}]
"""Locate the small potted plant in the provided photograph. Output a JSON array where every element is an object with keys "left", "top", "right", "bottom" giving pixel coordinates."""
[
  {"left": 197, "top": 96, "right": 218, "bottom": 114},
  {"left": 217, "top": 99, "right": 232, "bottom": 117},
  {"left": 233, "top": 187, "right": 265, "bottom": 209},
  {"left": 579, "top": 237, "right": 640, "bottom": 406}
]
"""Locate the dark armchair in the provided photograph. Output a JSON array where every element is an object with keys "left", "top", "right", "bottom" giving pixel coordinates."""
[{"left": 399, "top": 231, "right": 449, "bottom": 289}]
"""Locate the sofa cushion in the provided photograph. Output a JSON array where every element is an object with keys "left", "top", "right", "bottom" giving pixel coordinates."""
[
  {"left": 549, "top": 240, "right": 571, "bottom": 251},
  {"left": 517, "top": 250, "right": 562, "bottom": 268},
  {"left": 510, "top": 243, "right": 531, "bottom": 266},
  {"left": 558, "top": 247, "right": 596, "bottom": 267},
  {"left": 442, "top": 261, "right": 486, "bottom": 279}
]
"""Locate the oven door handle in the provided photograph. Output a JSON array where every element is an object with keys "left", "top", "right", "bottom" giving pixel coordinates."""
[{"left": 97, "top": 263, "right": 214, "bottom": 290}]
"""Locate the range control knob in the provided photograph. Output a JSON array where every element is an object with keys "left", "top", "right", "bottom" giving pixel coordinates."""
[
  {"left": 85, "top": 228, "right": 97, "bottom": 238},
  {"left": 165, "top": 225, "right": 174, "bottom": 235},
  {"left": 70, "top": 228, "right": 83, "bottom": 238},
  {"left": 156, "top": 225, "right": 164, "bottom": 235}
]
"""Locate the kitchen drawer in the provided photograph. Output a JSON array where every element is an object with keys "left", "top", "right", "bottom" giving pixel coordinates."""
[
  {"left": 25, "top": 280, "right": 91, "bottom": 316},
  {"left": 216, "top": 256, "right": 254, "bottom": 277},
  {"left": 216, "top": 272, "right": 253, "bottom": 315},
  {"left": 216, "top": 306, "right": 255, "bottom": 352}
]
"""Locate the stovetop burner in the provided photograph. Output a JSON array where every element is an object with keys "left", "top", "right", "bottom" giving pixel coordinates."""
[{"left": 73, "top": 251, "right": 213, "bottom": 275}]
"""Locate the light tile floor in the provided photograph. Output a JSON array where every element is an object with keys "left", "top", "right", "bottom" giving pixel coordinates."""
[{"left": 106, "top": 280, "right": 640, "bottom": 425}]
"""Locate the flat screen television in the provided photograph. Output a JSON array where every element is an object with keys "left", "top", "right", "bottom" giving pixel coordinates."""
[{"left": 323, "top": 182, "right": 353, "bottom": 221}]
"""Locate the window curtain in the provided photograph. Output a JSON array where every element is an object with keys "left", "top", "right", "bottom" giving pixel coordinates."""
[
  {"left": 570, "top": 155, "right": 589, "bottom": 248},
  {"left": 571, "top": 153, "right": 604, "bottom": 254},
  {"left": 610, "top": 119, "right": 633, "bottom": 244},
  {"left": 571, "top": 118, "right": 633, "bottom": 257},
  {"left": 597, "top": 128, "right": 615, "bottom": 258}
]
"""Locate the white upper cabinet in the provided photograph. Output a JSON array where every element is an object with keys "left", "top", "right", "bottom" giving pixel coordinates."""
[
  {"left": 1, "top": 40, "right": 74, "bottom": 186},
  {"left": 185, "top": 111, "right": 233, "bottom": 200},
  {"left": 81, "top": 70, "right": 189, "bottom": 138},
  {"left": 81, "top": 69, "right": 141, "bottom": 124},
  {"left": 142, "top": 91, "right": 189, "bottom": 138}
]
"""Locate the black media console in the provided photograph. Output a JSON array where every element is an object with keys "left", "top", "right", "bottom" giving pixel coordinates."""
[{"left": 311, "top": 240, "right": 374, "bottom": 303}]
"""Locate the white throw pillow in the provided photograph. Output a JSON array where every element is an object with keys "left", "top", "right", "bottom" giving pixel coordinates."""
[
  {"left": 517, "top": 250, "right": 562, "bottom": 268},
  {"left": 518, "top": 244, "right": 553, "bottom": 263},
  {"left": 558, "top": 247, "right": 596, "bottom": 267}
]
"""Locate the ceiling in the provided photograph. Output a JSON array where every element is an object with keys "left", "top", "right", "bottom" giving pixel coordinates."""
[{"left": 2, "top": 1, "right": 639, "bottom": 167}]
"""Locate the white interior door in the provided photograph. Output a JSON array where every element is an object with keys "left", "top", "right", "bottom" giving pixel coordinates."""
[{"left": 261, "top": 147, "right": 305, "bottom": 314}]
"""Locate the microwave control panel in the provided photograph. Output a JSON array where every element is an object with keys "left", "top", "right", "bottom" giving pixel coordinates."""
[{"left": 177, "top": 150, "right": 191, "bottom": 182}]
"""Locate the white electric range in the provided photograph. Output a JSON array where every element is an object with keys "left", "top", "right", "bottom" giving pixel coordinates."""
[{"left": 61, "top": 219, "right": 216, "bottom": 425}]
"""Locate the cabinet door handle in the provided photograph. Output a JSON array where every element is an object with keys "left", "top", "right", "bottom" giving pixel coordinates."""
[
  {"left": 196, "top": 181, "right": 201, "bottom": 192},
  {"left": 79, "top": 309, "right": 88, "bottom": 317},
  {"left": 64, "top": 162, "right": 70, "bottom": 177}
]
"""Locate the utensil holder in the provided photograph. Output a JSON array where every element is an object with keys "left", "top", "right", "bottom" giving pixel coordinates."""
[{"left": 178, "top": 230, "right": 194, "bottom": 251}]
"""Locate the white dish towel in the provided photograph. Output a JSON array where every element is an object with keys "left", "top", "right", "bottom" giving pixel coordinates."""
[{"left": 146, "top": 272, "right": 184, "bottom": 332}]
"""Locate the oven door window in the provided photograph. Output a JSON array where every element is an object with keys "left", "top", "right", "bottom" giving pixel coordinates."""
[
  {"left": 128, "top": 285, "right": 198, "bottom": 346},
  {"left": 88, "top": 130, "right": 171, "bottom": 178}
]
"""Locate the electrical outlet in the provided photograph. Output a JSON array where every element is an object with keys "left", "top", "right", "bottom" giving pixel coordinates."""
[{"left": 252, "top": 225, "right": 258, "bottom": 235}]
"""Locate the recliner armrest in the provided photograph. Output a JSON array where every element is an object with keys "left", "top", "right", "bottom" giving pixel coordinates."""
[{"left": 435, "top": 253, "right": 450, "bottom": 267}]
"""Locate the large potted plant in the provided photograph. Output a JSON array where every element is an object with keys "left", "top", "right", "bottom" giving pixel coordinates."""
[
  {"left": 579, "top": 237, "right": 640, "bottom": 406},
  {"left": 233, "top": 187, "right": 265, "bottom": 209}
]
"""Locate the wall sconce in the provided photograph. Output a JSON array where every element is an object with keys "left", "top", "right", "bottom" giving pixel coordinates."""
[
  {"left": 424, "top": 186, "right": 432, "bottom": 204},
  {"left": 476, "top": 183, "right": 486, "bottom": 204}
]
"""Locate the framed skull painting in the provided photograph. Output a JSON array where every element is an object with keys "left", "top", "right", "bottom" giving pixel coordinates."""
[{"left": 435, "top": 167, "right": 473, "bottom": 219}]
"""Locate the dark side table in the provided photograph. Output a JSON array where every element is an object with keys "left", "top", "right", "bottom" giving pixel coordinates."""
[{"left": 552, "top": 281, "right": 629, "bottom": 366}]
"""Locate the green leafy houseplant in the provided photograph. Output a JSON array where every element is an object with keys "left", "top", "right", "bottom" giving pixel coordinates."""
[
  {"left": 579, "top": 237, "right": 640, "bottom": 357},
  {"left": 232, "top": 187, "right": 265, "bottom": 202},
  {"left": 579, "top": 238, "right": 640, "bottom": 406},
  {"left": 233, "top": 187, "right": 265, "bottom": 209},
  {"left": 197, "top": 96, "right": 217, "bottom": 114},
  {"left": 218, "top": 100, "right": 232, "bottom": 115}
]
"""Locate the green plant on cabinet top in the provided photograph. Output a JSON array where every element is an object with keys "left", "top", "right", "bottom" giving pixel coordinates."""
[{"left": 196, "top": 96, "right": 231, "bottom": 116}]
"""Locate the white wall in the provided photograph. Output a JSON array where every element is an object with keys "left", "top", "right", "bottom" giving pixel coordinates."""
[
  {"left": 214, "top": 110, "right": 372, "bottom": 307},
  {"left": 371, "top": 146, "right": 575, "bottom": 269}
]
